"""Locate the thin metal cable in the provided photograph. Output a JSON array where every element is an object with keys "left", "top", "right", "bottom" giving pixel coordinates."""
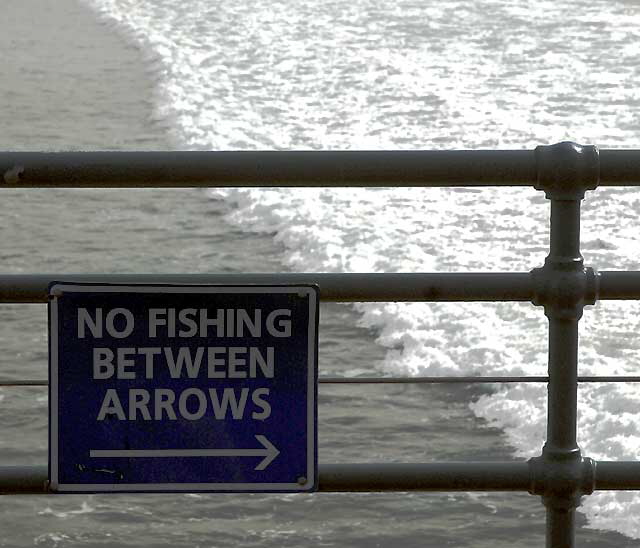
[{"left": 3, "top": 376, "right": 640, "bottom": 386}]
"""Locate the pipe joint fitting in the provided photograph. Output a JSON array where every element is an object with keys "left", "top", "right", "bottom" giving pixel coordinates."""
[
  {"left": 531, "top": 265, "right": 599, "bottom": 320},
  {"left": 534, "top": 141, "right": 599, "bottom": 201},
  {"left": 528, "top": 455, "right": 596, "bottom": 510}
]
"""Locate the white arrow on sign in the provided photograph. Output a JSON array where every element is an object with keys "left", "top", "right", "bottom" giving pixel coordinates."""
[{"left": 89, "top": 435, "right": 280, "bottom": 471}]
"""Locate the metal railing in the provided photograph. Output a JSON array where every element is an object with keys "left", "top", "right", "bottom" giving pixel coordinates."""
[{"left": 2, "top": 141, "right": 640, "bottom": 547}]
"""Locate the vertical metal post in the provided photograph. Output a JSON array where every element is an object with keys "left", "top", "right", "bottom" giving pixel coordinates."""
[
  {"left": 545, "top": 200, "right": 582, "bottom": 463},
  {"left": 543, "top": 198, "right": 583, "bottom": 548},
  {"left": 529, "top": 142, "right": 600, "bottom": 548},
  {"left": 546, "top": 506, "right": 576, "bottom": 548}
]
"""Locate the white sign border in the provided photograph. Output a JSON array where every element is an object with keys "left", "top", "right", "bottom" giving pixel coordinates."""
[{"left": 49, "top": 283, "right": 318, "bottom": 493}]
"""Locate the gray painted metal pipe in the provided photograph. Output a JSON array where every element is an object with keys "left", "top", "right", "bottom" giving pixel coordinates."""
[
  {"left": 0, "top": 463, "right": 532, "bottom": 494},
  {"left": 1, "top": 149, "right": 640, "bottom": 188},
  {"left": 546, "top": 507, "right": 575, "bottom": 548},
  {"left": 0, "top": 466, "right": 49, "bottom": 494},
  {"left": 3, "top": 462, "right": 640, "bottom": 494},
  {"left": 318, "top": 463, "right": 531, "bottom": 492},
  {"left": 0, "top": 271, "right": 637, "bottom": 303},
  {"left": 545, "top": 318, "right": 580, "bottom": 456},
  {"left": 9, "top": 375, "right": 640, "bottom": 387},
  {"left": 0, "top": 273, "right": 533, "bottom": 303},
  {"left": 0, "top": 151, "right": 537, "bottom": 187},
  {"left": 592, "top": 462, "right": 640, "bottom": 490},
  {"left": 597, "top": 272, "right": 640, "bottom": 299},
  {"left": 598, "top": 149, "right": 640, "bottom": 185}
]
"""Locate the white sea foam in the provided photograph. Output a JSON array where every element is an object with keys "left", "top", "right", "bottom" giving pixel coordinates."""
[
  {"left": 81, "top": 0, "right": 640, "bottom": 537},
  {"left": 34, "top": 532, "right": 73, "bottom": 547},
  {"left": 38, "top": 500, "right": 95, "bottom": 519}
]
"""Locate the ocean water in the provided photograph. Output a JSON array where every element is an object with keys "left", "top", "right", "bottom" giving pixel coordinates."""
[{"left": 2, "top": 0, "right": 640, "bottom": 545}]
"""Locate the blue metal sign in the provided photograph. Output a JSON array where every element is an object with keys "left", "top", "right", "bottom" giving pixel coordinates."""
[{"left": 48, "top": 283, "right": 318, "bottom": 493}]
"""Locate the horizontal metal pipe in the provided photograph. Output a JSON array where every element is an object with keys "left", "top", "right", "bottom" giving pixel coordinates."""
[
  {"left": 593, "top": 462, "right": 640, "bottom": 490},
  {"left": 6, "top": 376, "right": 640, "bottom": 387},
  {"left": 598, "top": 150, "right": 640, "bottom": 186},
  {"left": 3, "top": 462, "right": 640, "bottom": 493},
  {"left": 0, "top": 380, "right": 47, "bottom": 386},
  {"left": 0, "top": 463, "right": 531, "bottom": 493},
  {"left": 0, "top": 466, "right": 49, "bottom": 494},
  {"left": 319, "top": 376, "right": 640, "bottom": 384},
  {"left": 318, "top": 463, "right": 531, "bottom": 491},
  {"left": 3, "top": 149, "right": 640, "bottom": 188},
  {"left": 0, "top": 151, "right": 536, "bottom": 188},
  {"left": 597, "top": 272, "right": 640, "bottom": 299},
  {"left": 0, "top": 273, "right": 533, "bottom": 303},
  {"left": 0, "top": 271, "right": 638, "bottom": 303}
]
